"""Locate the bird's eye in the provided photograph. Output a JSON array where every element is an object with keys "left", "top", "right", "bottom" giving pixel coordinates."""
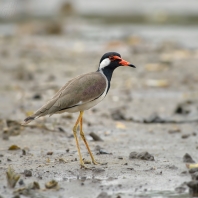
[{"left": 109, "top": 56, "right": 115, "bottom": 61}]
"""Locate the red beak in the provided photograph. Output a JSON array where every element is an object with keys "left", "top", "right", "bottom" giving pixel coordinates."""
[
  {"left": 119, "top": 58, "right": 136, "bottom": 68},
  {"left": 110, "top": 55, "right": 136, "bottom": 68}
]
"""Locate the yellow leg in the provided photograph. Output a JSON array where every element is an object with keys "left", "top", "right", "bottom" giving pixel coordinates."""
[
  {"left": 80, "top": 111, "right": 98, "bottom": 165},
  {"left": 73, "top": 112, "right": 88, "bottom": 169}
]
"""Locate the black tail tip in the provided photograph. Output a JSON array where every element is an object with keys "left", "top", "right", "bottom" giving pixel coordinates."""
[
  {"left": 24, "top": 116, "right": 35, "bottom": 122},
  {"left": 21, "top": 116, "right": 35, "bottom": 125}
]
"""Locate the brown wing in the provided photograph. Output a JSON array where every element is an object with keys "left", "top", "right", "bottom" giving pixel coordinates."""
[{"left": 31, "top": 72, "right": 106, "bottom": 118}]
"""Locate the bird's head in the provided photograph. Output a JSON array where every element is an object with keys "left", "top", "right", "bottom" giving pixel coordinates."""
[{"left": 98, "top": 52, "right": 136, "bottom": 71}]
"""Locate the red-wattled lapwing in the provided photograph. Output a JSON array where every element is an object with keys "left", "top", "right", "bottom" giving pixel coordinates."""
[{"left": 22, "top": 52, "right": 136, "bottom": 168}]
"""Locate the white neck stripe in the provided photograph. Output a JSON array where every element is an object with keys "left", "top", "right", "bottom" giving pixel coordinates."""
[{"left": 99, "top": 58, "right": 110, "bottom": 70}]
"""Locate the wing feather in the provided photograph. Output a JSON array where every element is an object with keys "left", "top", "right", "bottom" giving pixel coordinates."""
[{"left": 26, "top": 72, "right": 106, "bottom": 120}]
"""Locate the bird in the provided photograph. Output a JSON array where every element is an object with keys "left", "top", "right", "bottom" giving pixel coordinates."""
[{"left": 22, "top": 52, "right": 136, "bottom": 168}]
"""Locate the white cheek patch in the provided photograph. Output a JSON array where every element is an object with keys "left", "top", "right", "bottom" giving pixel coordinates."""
[{"left": 99, "top": 58, "right": 110, "bottom": 69}]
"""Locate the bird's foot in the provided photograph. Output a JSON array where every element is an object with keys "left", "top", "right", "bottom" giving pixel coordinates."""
[
  {"left": 92, "top": 160, "right": 100, "bottom": 165},
  {"left": 80, "top": 159, "right": 90, "bottom": 169},
  {"left": 80, "top": 163, "right": 89, "bottom": 169}
]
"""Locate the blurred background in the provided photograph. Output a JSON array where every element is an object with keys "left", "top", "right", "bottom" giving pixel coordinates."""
[{"left": 1, "top": 0, "right": 198, "bottom": 47}]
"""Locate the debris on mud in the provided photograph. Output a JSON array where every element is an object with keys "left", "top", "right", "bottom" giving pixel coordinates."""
[
  {"left": 89, "top": 132, "right": 103, "bottom": 141},
  {"left": 129, "top": 151, "right": 155, "bottom": 161},
  {"left": 24, "top": 170, "right": 32, "bottom": 177},
  {"left": 32, "top": 93, "right": 42, "bottom": 100},
  {"left": 127, "top": 167, "right": 134, "bottom": 171},
  {"left": 47, "top": 152, "right": 53, "bottom": 155},
  {"left": 19, "top": 179, "right": 25, "bottom": 186},
  {"left": 175, "top": 100, "right": 198, "bottom": 115},
  {"left": 45, "top": 180, "right": 59, "bottom": 189},
  {"left": 6, "top": 166, "right": 20, "bottom": 188},
  {"left": 131, "top": 113, "right": 198, "bottom": 124},
  {"left": 165, "top": 165, "right": 178, "bottom": 170},
  {"left": 1, "top": 120, "right": 24, "bottom": 140},
  {"left": 110, "top": 108, "right": 126, "bottom": 121},
  {"left": 181, "top": 134, "right": 190, "bottom": 139},
  {"left": 58, "top": 127, "right": 66, "bottom": 132},
  {"left": 116, "top": 122, "right": 126, "bottom": 129},
  {"left": 13, "top": 181, "right": 40, "bottom": 197},
  {"left": 97, "top": 149, "right": 112, "bottom": 155},
  {"left": 97, "top": 192, "right": 111, "bottom": 198},
  {"left": 187, "top": 164, "right": 198, "bottom": 169},
  {"left": 22, "top": 149, "right": 27, "bottom": 155},
  {"left": 143, "top": 113, "right": 168, "bottom": 123},
  {"left": 189, "top": 168, "right": 198, "bottom": 174},
  {"left": 57, "top": 158, "right": 67, "bottom": 163},
  {"left": 175, "top": 182, "right": 188, "bottom": 193},
  {"left": 8, "top": 145, "right": 21, "bottom": 150},
  {"left": 183, "top": 153, "right": 195, "bottom": 163},
  {"left": 168, "top": 127, "right": 181, "bottom": 134},
  {"left": 186, "top": 181, "right": 198, "bottom": 197},
  {"left": 92, "top": 168, "right": 105, "bottom": 173}
]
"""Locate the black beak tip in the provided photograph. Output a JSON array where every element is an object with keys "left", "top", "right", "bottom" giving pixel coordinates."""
[{"left": 129, "top": 64, "right": 136, "bottom": 68}]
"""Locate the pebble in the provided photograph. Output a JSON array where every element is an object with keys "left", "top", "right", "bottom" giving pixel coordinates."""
[
  {"left": 19, "top": 179, "right": 25, "bottom": 186},
  {"left": 92, "top": 168, "right": 105, "bottom": 173},
  {"left": 58, "top": 127, "right": 65, "bottom": 132},
  {"left": 98, "top": 149, "right": 111, "bottom": 155},
  {"left": 189, "top": 168, "right": 198, "bottom": 174},
  {"left": 129, "top": 151, "right": 154, "bottom": 161},
  {"left": 22, "top": 149, "right": 26, "bottom": 155},
  {"left": 97, "top": 192, "right": 111, "bottom": 198},
  {"left": 32, "top": 93, "right": 42, "bottom": 100},
  {"left": 66, "top": 149, "right": 70, "bottom": 153},
  {"left": 89, "top": 132, "right": 103, "bottom": 141},
  {"left": 181, "top": 134, "right": 190, "bottom": 139},
  {"left": 183, "top": 153, "right": 195, "bottom": 163},
  {"left": 24, "top": 170, "right": 32, "bottom": 177}
]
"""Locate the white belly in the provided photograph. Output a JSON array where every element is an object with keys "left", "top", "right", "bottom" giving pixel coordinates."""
[{"left": 65, "top": 94, "right": 106, "bottom": 113}]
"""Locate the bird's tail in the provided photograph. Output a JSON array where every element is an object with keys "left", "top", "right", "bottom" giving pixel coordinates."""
[
  {"left": 21, "top": 116, "right": 36, "bottom": 125},
  {"left": 21, "top": 93, "right": 58, "bottom": 126}
]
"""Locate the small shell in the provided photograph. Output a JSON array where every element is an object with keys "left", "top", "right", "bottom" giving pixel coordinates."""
[
  {"left": 6, "top": 166, "right": 20, "bottom": 188},
  {"left": 8, "top": 145, "right": 21, "bottom": 150},
  {"left": 45, "top": 180, "right": 58, "bottom": 189}
]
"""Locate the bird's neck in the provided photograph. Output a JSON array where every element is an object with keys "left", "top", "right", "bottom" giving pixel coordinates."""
[
  {"left": 100, "top": 67, "right": 115, "bottom": 82},
  {"left": 97, "top": 67, "right": 116, "bottom": 94}
]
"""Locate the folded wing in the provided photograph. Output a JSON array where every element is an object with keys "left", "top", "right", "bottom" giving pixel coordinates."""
[{"left": 23, "top": 72, "right": 106, "bottom": 124}]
